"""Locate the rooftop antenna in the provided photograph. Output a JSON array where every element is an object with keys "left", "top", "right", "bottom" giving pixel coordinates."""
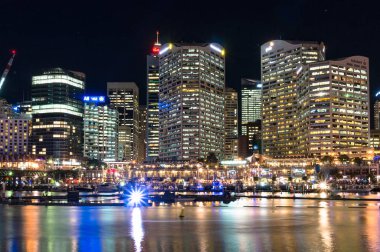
[{"left": 155, "top": 31, "right": 161, "bottom": 46}]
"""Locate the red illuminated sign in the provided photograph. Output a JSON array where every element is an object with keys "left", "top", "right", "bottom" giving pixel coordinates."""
[{"left": 152, "top": 46, "right": 160, "bottom": 54}]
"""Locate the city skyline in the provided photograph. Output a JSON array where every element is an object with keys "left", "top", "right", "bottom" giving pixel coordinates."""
[{"left": 0, "top": 1, "right": 379, "bottom": 108}]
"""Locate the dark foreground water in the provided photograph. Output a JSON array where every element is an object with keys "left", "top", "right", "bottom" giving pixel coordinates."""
[{"left": 0, "top": 199, "right": 379, "bottom": 252}]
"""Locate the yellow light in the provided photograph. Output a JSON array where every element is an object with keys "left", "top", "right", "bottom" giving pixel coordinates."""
[{"left": 221, "top": 49, "right": 225, "bottom": 56}]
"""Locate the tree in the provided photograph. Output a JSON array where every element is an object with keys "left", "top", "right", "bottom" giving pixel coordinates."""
[
  {"left": 338, "top": 155, "right": 350, "bottom": 164},
  {"left": 206, "top": 152, "right": 218, "bottom": 165},
  {"left": 321, "top": 155, "right": 333, "bottom": 165},
  {"left": 353, "top": 157, "right": 363, "bottom": 166}
]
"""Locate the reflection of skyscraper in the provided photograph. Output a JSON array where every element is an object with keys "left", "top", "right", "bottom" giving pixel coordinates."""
[
  {"left": 261, "top": 40, "right": 325, "bottom": 158},
  {"left": 240, "top": 78, "right": 262, "bottom": 135},
  {"left": 224, "top": 88, "right": 238, "bottom": 159},
  {"left": 146, "top": 32, "right": 161, "bottom": 161},
  {"left": 31, "top": 68, "right": 85, "bottom": 165},
  {"left": 107, "top": 82, "right": 139, "bottom": 161},
  {"left": 83, "top": 96, "right": 118, "bottom": 161},
  {"left": 159, "top": 43, "right": 225, "bottom": 161}
]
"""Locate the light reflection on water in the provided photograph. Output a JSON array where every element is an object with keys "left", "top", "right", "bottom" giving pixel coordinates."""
[
  {"left": 131, "top": 208, "right": 144, "bottom": 252},
  {"left": 0, "top": 198, "right": 379, "bottom": 251}
]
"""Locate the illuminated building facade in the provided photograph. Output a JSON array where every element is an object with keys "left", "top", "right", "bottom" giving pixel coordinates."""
[
  {"left": 83, "top": 96, "right": 118, "bottom": 161},
  {"left": 374, "top": 97, "right": 380, "bottom": 130},
  {"left": 240, "top": 78, "right": 262, "bottom": 135},
  {"left": 370, "top": 129, "right": 380, "bottom": 150},
  {"left": 31, "top": 68, "right": 85, "bottom": 165},
  {"left": 224, "top": 88, "right": 238, "bottom": 159},
  {"left": 261, "top": 40, "right": 325, "bottom": 158},
  {"left": 297, "top": 56, "right": 370, "bottom": 157},
  {"left": 107, "top": 82, "right": 139, "bottom": 161},
  {"left": 0, "top": 99, "right": 31, "bottom": 161},
  {"left": 138, "top": 105, "right": 147, "bottom": 163},
  {"left": 146, "top": 35, "right": 161, "bottom": 161},
  {"left": 159, "top": 43, "right": 225, "bottom": 161}
]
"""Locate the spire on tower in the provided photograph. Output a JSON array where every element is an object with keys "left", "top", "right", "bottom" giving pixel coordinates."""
[{"left": 155, "top": 31, "right": 161, "bottom": 46}]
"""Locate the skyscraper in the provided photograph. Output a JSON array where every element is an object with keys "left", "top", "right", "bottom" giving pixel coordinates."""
[
  {"left": 374, "top": 94, "right": 380, "bottom": 130},
  {"left": 107, "top": 82, "right": 139, "bottom": 161},
  {"left": 240, "top": 78, "right": 262, "bottom": 135},
  {"left": 138, "top": 105, "right": 147, "bottom": 163},
  {"left": 159, "top": 43, "right": 225, "bottom": 161},
  {"left": 0, "top": 99, "right": 31, "bottom": 161},
  {"left": 224, "top": 88, "right": 238, "bottom": 160},
  {"left": 146, "top": 32, "right": 161, "bottom": 161},
  {"left": 31, "top": 68, "right": 85, "bottom": 165},
  {"left": 261, "top": 40, "right": 325, "bottom": 158},
  {"left": 83, "top": 96, "right": 118, "bottom": 161},
  {"left": 297, "top": 56, "right": 369, "bottom": 157}
]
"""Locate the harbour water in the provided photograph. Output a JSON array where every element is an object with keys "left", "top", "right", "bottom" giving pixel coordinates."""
[{"left": 0, "top": 197, "right": 379, "bottom": 252}]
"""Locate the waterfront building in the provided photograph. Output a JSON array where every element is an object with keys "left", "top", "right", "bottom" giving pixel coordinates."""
[
  {"left": 138, "top": 105, "right": 147, "bottom": 163},
  {"left": 107, "top": 82, "right": 139, "bottom": 161},
  {"left": 374, "top": 96, "right": 380, "bottom": 130},
  {"left": 240, "top": 78, "right": 262, "bottom": 135},
  {"left": 83, "top": 96, "right": 118, "bottom": 162},
  {"left": 146, "top": 33, "right": 161, "bottom": 161},
  {"left": 159, "top": 43, "right": 225, "bottom": 161},
  {"left": 370, "top": 129, "right": 380, "bottom": 150},
  {"left": 247, "top": 120, "right": 262, "bottom": 154},
  {"left": 0, "top": 99, "right": 31, "bottom": 161},
  {"left": 297, "top": 56, "right": 369, "bottom": 158},
  {"left": 31, "top": 68, "right": 85, "bottom": 166},
  {"left": 261, "top": 40, "right": 325, "bottom": 158},
  {"left": 224, "top": 88, "right": 238, "bottom": 160}
]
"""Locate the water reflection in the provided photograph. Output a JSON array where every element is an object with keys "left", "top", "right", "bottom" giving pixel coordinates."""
[
  {"left": 131, "top": 208, "right": 144, "bottom": 252},
  {"left": 0, "top": 199, "right": 379, "bottom": 252}
]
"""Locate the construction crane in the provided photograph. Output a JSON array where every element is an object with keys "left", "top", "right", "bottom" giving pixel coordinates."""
[{"left": 0, "top": 49, "right": 16, "bottom": 91}]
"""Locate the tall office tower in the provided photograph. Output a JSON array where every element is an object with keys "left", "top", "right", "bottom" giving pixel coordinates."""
[
  {"left": 159, "top": 43, "right": 225, "bottom": 161},
  {"left": 14, "top": 100, "right": 32, "bottom": 116},
  {"left": 261, "top": 40, "right": 325, "bottom": 158},
  {"left": 224, "top": 88, "right": 238, "bottom": 160},
  {"left": 83, "top": 96, "right": 118, "bottom": 161},
  {"left": 31, "top": 68, "right": 85, "bottom": 165},
  {"left": 247, "top": 120, "right": 262, "bottom": 154},
  {"left": 374, "top": 96, "right": 380, "bottom": 130},
  {"left": 240, "top": 78, "right": 262, "bottom": 135},
  {"left": 0, "top": 99, "right": 31, "bottom": 161},
  {"left": 138, "top": 106, "right": 147, "bottom": 163},
  {"left": 146, "top": 32, "right": 161, "bottom": 161},
  {"left": 107, "top": 82, "right": 139, "bottom": 161},
  {"left": 297, "top": 56, "right": 369, "bottom": 157}
]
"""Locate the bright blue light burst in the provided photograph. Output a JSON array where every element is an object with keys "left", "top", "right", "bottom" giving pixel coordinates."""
[{"left": 126, "top": 188, "right": 148, "bottom": 207}]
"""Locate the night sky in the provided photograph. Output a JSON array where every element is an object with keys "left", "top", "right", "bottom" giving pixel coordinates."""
[{"left": 0, "top": 0, "right": 379, "bottom": 106}]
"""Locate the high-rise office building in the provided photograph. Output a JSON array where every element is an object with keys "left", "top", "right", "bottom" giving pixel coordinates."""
[
  {"left": 159, "top": 43, "right": 225, "bottom": 161},
  {"left": 83, "top": 96, "right": 118, "bottom": 161},
  {"left": 107, "top": 82, "right": 139, "bottom": 161},
  {"left": 31, "top": 68, "right": 85, "bottom": 165},
  {"left": 224, "top": 88, "right": 238, "bottom": 160},
  {"left": 0, "top": 99, "right": 31, "bottom": 161},
  {"left": 261, "top": 40, "right": 325, "bottom": 158},
  {"left": 138, "top": 105, "right": 147, "bottom": 163},
  {"left": 240, "top": 78, "right": 262, "bottom": 135},
  {"left": 247, "top": 120, "right": 262, "bottom": 154},
  {"left": 146, "top": 33, "right": 161, "bottom": 161},
  {"left": 297, "top": 56, "right": 370, "bottom": 157},
  {"left": 374, "top": 95, "right": 380, "bottom": 130}
]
